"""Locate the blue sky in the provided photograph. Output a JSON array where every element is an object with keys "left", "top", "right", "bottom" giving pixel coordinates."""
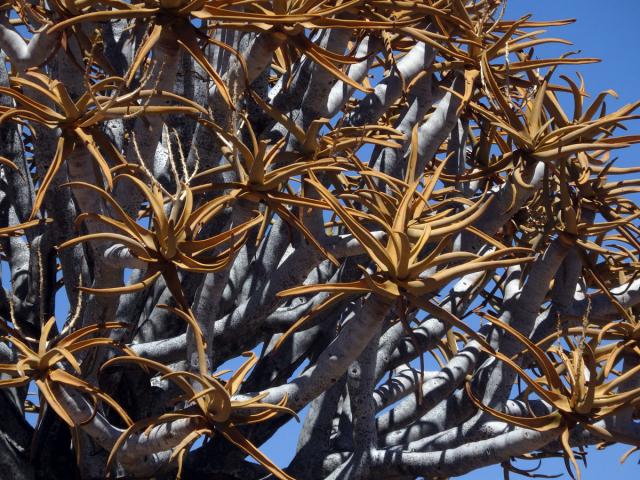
[
  {"left": 261, "top": 1, "right": 640, "bottom": 478},
  {"left": 461, "top": 4, "right": 640, "bottom": 478},
  {"left": 2, "top": 1, "right": 639, "bottom": 477}
]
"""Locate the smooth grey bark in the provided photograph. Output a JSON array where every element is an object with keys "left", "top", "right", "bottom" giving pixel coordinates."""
[{"left": 1, "top": 7, "right": 639, "bottom": 480}]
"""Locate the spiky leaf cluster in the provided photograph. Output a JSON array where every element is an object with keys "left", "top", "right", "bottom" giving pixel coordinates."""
[{"left": 0, "top": 1, "right": 639, "bottom": 479}]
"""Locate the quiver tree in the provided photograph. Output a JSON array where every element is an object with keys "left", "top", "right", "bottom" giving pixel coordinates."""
[{"left": 1, "top": 1, "right": 640, "bottom": 479}]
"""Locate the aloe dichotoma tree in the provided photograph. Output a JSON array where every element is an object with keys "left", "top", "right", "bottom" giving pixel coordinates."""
[{"left": 1, "top": 1, "right": 640, "bottom": 479}]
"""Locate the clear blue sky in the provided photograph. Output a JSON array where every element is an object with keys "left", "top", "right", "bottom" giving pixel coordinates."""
[
  {"left": 458, "top": 3, "right": 640, "bottom": 478},
  {"left": 3, "top": 1, "right": 638, "bottom": 477},
  {"left": 261, "top": 1, "right": 640, "bottom": 478}
]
